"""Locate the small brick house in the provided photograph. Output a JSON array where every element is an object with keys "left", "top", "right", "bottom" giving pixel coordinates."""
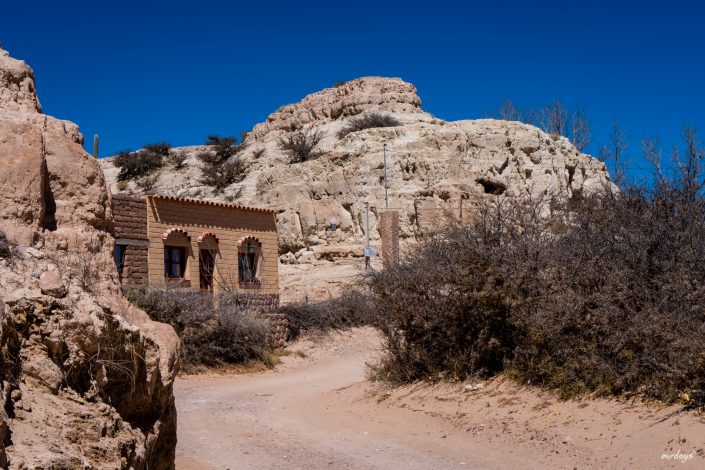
[{"left": 112, "top": 194, "right": 279, "bottom": 306}]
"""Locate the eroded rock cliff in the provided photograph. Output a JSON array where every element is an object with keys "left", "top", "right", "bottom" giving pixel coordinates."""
[
  {"left": 102, "top": 76, "right": 612, "bottom": 253},
  {"left": 0, "top": 48, "right": 179, "bottom": 469}
]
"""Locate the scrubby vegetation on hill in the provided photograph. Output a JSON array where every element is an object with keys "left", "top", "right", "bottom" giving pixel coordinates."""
[
  {"left": 113, "top": 142, "right": 172, "bottom": 181},
  {"left": 278, "top": 128, "right": 324, "bottom": 163},
  {"left": 367, "top": 128, "right": 705, "bottom": 407},
  {"left": 198, "top": 134, "right": 248, "bottom": 191},
  {"left": 337, "top": 112, "right": 401, "bottom": 138}
]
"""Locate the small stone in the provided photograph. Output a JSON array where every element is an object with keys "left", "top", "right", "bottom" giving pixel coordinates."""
[
  {"left": 563, "top": 436, "right": 573, "bottom": 445},
  {"left": 39, "top": 270, "right": 66, "bottom": 298},
  {"left": 25, "top": 247, "right": 43, "bottom": 259}
]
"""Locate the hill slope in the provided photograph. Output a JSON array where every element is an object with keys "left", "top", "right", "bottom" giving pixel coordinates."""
[{"left": 101, "top": 77, "right": 612, "bottom": 294}]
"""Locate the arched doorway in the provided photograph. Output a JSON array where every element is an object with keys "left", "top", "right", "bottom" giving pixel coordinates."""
[{"left": 198, "top": 232, "right": 219, "bottom": 291}]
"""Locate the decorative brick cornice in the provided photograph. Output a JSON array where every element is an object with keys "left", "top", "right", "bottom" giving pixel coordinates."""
[
  {"left": 197, "top": 231, "right": 219, "bottom": 244},
  {"left": 162, "top": 227, "right": 190, "bottom": 241},
  {"left": 148, "top": 194, "right": 276, "bottom": 214}
]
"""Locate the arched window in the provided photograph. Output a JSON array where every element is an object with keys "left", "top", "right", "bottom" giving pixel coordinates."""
[
  {"left": 238, "top": 237, "right": 261, "bottom": 287},
  {"left": 163, "top": 228, "right": 190, "bottom": 281}
]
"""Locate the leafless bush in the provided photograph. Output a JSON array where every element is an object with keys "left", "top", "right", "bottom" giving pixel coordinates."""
[
  {"left": 252, "top": 147, "right": 266, "bottom": 159},
  {"left": 279, "top": 289, "right": 375, "bottom": 340},
  {"left": 53, "top": 248, "right": 113, "bottom": 293},
  {"left": 278, "top": 128, "right": 324, "bottom": 163},
  {"left": 337, "top": 112, "right": 402, "bottom": 138},
  {"left": 198, "top": 135, "right": 248, "bottom": 190},
  {"left": 495, "top": 98, "right": 591, "bottom": 151},
  {"left": 368, "top": 130, "right": 705, "bottom": 406},
  {"left": 113, "top": 149, "right": 164, "bottom": 182},
  {"left": 599, "top": 118, "right": 630, "bottom": 186},
  {"left": 124, "top": 289, "right": 273, "bottom": 370},
  {"left": 199, "top": 158, "right": 247, "bottom": 192},
  {"left": 198, "top": 135, "right": 241, "bottom": 166},
  {"left": 136, "top": 174, "right": 159, "bottom": 193},
  {"left": 167, "top": 151, "right": 188, "bottom": 169}
]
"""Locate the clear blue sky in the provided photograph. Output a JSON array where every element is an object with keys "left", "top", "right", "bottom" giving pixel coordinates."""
[{"left": 1, "top": 0, "right": 703, "bottom": 181}]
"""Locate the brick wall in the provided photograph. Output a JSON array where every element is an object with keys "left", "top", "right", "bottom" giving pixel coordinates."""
[
  {"left": 380, "top": 210, "right": 400, "bottom": 267},
  {"left": 145, "top": 196, "right": 279, "bottom": 295},
  {"left": 112, "top": 195, "right": 149, "bottom": 287},
  {"left": 121, "top": 244, "right": 148, "bottom": 287},
  {"left": 112, "top": 195, "right": 148, "bottom": 240}
]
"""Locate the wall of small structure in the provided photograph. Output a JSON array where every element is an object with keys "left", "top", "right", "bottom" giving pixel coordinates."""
[
  {"left": 112, "top": 195, "right": 149, "bottom": 287},
  {"left": 380, "top": 210, "right": 400, "bottom": 267},
  {"left": 145, "top": 196, "right": 280, "bottom": 297}
]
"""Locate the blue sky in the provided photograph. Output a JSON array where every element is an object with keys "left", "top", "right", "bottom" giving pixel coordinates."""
[{"left": 1, "top": 0, "right": 703, "bottom": 182}]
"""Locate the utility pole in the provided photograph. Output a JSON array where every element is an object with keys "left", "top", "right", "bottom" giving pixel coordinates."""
[
  {"left": 365, "top": 202, "right": 370, "bottom": 270},
  {"left": 383, "top": 144, "right": 389, "bottom": 209}
]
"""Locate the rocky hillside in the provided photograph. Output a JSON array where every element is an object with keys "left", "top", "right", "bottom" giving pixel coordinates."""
[
  {"left": 0, "top": 48, "right": 179, "bottom": 468},
  {"left": 101, "top": 77, "right": 613, "bottom": 266}
]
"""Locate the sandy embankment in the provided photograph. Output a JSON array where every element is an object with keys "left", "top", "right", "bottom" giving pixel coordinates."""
[{"left": 175, "top": 327, "right": 705, "bottom": 469}]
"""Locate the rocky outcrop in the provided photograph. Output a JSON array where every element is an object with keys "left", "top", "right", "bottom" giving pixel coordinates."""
[
  {"left": 102, "top": 76, "right": 614, "bottom": 268},
  {"left": 250, "top": 77, "right": 423, "bottom": 138},
  {"left": 0, "top": 47, "right": 179, "bottom": 468}
]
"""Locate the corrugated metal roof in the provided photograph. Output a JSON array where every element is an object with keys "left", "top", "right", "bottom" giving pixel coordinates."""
[{"left": 147, "top": 194, "right": 277, "bottom": 214}]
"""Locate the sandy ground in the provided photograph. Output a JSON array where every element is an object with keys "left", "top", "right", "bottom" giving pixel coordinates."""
[
  {"left": 175, "top": 328, "right": 705, "bottom": 469},
  {"left": 278, "top": 257, "right": 383, "bottom": 304}
]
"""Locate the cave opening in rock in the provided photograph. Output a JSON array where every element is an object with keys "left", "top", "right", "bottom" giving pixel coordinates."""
[
  {"left": 42, "top": 164, "right": 57, "bottom": 231},
  {"left": 476, "top": 178, "right": 507, "bottom": 195}
]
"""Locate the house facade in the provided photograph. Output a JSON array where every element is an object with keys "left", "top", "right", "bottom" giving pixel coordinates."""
[{"left": 112, "top": 194, "right": 279, "bottom": 306}]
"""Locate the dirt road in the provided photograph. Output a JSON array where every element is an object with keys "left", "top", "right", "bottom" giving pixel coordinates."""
[
  {"left": 174, "top": 329, "right": 514, "bottom": 469},
  {"left": 175, "top": 328, "right": 705, "bottom": 469}
]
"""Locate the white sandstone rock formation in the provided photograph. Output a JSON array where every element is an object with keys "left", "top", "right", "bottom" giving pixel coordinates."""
[
  {"left": 0, "top": 47, "right": 179, "bottom": 469},
  {"left": 102, "top": 76, "right": 613, "bottom": 255}
]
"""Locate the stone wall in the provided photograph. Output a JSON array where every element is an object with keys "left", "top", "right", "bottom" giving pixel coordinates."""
[
  {"left": 112, "top": 195, "right": 149, "bottom": 287},
  {"left": 122, "top": 244, "right": 148, "bottom": 287},
  {"left": 112, "top": 195, "right": 148, "bottom": 240},
  {"left": 264, "top": 313, "right": 289, "bottom": 348}
]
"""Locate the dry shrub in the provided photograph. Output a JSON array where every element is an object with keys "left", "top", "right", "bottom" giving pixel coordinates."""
[
  {"left": 278, "top": 128, "right": 324, "bottom": 163},
  {"left": 199, "top": 159, "right": 247, "bottom": 192},
  {"left": 113, "top": 143, "right": 170, "bottom": 181},
  {"left": 198, "top": 135, "right": 248, "bottom": 191},
  {"left": 369, "top": 182, "right": 705, "bottom": 406},
  {"left": 167, "top": 151, "right": 188, "bottom": 169},
  {"left": 337, "top": 112, "right": 401, "bottom": 139},
  {"left": 124, "top": 289, "right": 273, "bottom": 371},
  {"left": 136, "top": 174, "right": 159, "bottom": 193},
  {"left": 279, "top": 289, "right": 374, "bottom": 340}
]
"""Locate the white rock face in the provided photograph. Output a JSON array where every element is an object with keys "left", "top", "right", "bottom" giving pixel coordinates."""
[
  {"left": 101, "top": 76, "right": 613, "bottom": 259},
  {"left": 0, "top": 47, "right": 179, "bottom": 469}
]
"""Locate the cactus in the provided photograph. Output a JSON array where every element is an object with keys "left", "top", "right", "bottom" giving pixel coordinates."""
[{"left": 93, "top": 134, "right": 99, "bottom": 158}]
